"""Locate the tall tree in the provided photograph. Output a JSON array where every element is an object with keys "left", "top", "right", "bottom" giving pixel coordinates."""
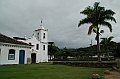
[
  {"left": 100, "top": 36, "right": 117, "bottom": 60},
  {"left": 61, "top": 47, "right": 73, "bottom": 60},
  {"left": 48, "top": 42, "right": 60, "bottom": 60},
  {"left": 78, "top": 2, "right": 116, "bottom": 62}
]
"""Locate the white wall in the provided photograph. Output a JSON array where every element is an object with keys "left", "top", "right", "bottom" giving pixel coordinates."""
[
  {"left": 19, "top": 25, "right": 48, "bottom": 63},
  {"left": 39, "top": 29, "right": 48, "bottom": 62},
  {"left": 24, "top": 36, "right": 40, "bottom": 63},
  {"left": 40, "top": 30, "right": 48, "bottom": 43},
  {"left": 40, "top": 43, "right": 48, "bottom": 62},
  {"left": 25, "top": 29, "right": 48, "bottom": 62},
  {"left": 26, "top": 36, "right": 48, "bottom": 62},
  {"left": 0, "top": 44, "right": 31, "bottom": 65}
]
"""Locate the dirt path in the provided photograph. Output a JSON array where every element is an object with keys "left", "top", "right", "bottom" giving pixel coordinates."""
[{"left": 104, "top": 72, "right": 120, "bottom": 79}]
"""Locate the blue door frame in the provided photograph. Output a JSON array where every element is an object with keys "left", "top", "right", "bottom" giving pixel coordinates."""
[{"left": 19, "top": 50, "right": 25, "bottom": 64}]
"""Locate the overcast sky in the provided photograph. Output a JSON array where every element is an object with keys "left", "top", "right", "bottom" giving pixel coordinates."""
[{"left": 0, "top": 0, "right": 120, "bottom": 48}]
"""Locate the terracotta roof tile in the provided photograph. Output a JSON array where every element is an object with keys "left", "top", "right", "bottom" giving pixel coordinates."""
[{"left": 0, "top": 33, "right": 30, "bottom": 46}]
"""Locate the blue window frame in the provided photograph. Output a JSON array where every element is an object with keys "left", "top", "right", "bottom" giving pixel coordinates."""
[{"left": 8, "top": 49, "right": 15, "bottom": 60}]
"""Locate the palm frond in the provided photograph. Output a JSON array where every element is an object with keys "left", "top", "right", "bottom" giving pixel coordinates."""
[
  {"left": 88, "top": 24, "right": 95, "bottom": 35},
  {"left": 100, "top": 38, "right": 107, "bottom": 44},
  {"left": 102, "top": 16, "right": 116, "bottom": 23},
  {"left": 80, "top": 6, "right": 93, "bottom": 14},
  {"left": 99, "top": 9, "right": 116, "bottom": 23},
  {"left": 108, "top": 36, "right": 114, "bottom": 42},
  {"left": 105, "top": 10, "right": 116, "bottom": 16},
  {"left": 100, "top": 30, "right": 104, "bottom": 33},
  {"left": 78, "top": 18, "right": 92, "bottom": 27},
  {"left": 78, "top": 1, "right": 116, "bottom": 38},
  {"left": 94, "top": 2, "right": 100, "bottom": 11},
  {"left": 93, "top": 28, "right": 97, "bottom": 34},
  {"left": 100, "top": 22, "right": 112, "bottom": 32},
  {"left": 100, "top": 37, "right": 105, "bottom": 40}
]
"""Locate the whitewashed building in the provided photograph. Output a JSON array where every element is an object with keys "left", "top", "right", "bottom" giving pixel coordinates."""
[
  {"left": 0, "top": 33, "right": 32, "bottom": 65},
  {"left": 14, "top": 22, "right": 48, "bottom": 63}
]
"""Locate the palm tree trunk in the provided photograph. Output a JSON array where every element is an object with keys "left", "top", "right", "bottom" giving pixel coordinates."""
[
  {"left": 107, "top": 52, "right": 110, "bottom": 60},
  {"left": 97, "top": 28, "right": 101, "bottom": 62},
  {"left": 106, "top": 47, "right": 110, "bottom": 61}
]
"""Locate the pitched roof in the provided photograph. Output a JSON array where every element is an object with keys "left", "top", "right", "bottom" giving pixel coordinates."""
[{"left": 0, "top": 33, "right": 30, "bottom": 46}]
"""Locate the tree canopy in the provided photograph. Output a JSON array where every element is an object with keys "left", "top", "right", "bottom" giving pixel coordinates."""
[{"left": 78, "top": 2, "right": 116, "bottom": 62}]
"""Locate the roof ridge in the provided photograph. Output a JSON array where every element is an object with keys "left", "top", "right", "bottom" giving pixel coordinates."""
[{"left": 0, "top": 33, "right": 31, "bottom": 46}]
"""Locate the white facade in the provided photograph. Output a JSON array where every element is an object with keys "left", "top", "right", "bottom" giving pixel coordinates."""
[
  {"left": 22, "top": 23, "right": 48, "bottom": 63},
  {"left": 0, "top": 22, "right": 48, "bottom": 65},
  {"left": 0, "top": 42, "right": 32, "bottom": 65}
]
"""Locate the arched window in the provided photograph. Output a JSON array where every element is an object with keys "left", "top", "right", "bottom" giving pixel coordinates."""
[
  {"left": 36, "top": 44, "right": 39, "bottom": 50},
  {"left": 43, "top": 45, "right": 45, "bottom": 51},
  {"left": 43, "top": 33, "right": 45, "bottom": 39},
  {"left": 8, "top": 49, "right": 15, "bottom": 60},
  {"left": 38, "top": 33, "right": 39, "bottom": 39}
]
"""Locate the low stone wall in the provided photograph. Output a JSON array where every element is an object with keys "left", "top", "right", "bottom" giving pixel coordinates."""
[{"left": 53, "top": 61, "right": 118, "bottom": 68}]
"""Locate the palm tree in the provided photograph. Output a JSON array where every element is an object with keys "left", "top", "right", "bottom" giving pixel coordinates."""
[
  {"left": 100, "top": 36, "right": 117, "bottom": 60},
  {"left": 78, "top": 2, "right": 116, "bottom": 62}
]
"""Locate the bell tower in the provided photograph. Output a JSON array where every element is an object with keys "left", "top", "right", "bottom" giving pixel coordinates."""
[{"left": 34, "top": 19, "right": 48, "bottom": 43}]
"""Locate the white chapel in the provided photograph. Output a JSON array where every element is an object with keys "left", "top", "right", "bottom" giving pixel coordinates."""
[{"left": 15, "top": 21, "right": 48, "bottom": 63}]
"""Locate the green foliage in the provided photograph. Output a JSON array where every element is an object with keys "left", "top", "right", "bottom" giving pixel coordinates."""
[
  {"left": 61, "top": 47, "right": 73, "bottom": 59},
  {"left": 48, "top": 45, "right": 60, "bottom": 55},
  {"left": 76, "top": 45, "right": 97, "bottom": 57},
  {"left": 78, "top": 2, "right": 116, "bottom": 62},
  {"left": 78, "top": 2, "right": 116, "bottom": 33},
  {"left": 48, "top": 44, "right": 77, "bottom": 60},
  {"left": 53, "top": 61, "right": 118, "bottom": 68},
  {"left": 100, "top": 36, "right": 117, "bottom": 53},
  {"left": 114, "top": 43, "right": 120, "bottom": 57},
  {"left": 48, "top": 42, "right": 60, "bottom": 60}
]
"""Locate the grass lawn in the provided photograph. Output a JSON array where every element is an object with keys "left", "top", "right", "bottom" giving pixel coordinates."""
[{"left": 0, "top": 62, "right": 112, "bottom": 79}]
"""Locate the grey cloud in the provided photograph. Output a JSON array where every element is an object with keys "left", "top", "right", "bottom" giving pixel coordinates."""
[{"left": 0, "top": 0, "right": 119, "bottom": 48}]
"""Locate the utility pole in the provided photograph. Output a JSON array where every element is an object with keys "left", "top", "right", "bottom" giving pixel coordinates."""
[
  {"left": 90, "top": 40, "right": 92, "bottom": 47},
  {"left": 90, "top": 40, "right": 93, "bottom": 56}
]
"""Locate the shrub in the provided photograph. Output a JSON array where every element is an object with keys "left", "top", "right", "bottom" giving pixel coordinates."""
[
  {"left": 53, "top": 61, "right": 118, "bottom": 68},
  {"left": 104, "top": 70, "right": 110, "bottom": 75},
  {"left": 27, "top": 58, "right": 31, "bottom": 64},
  {"left": 92, "top": 74, "right": 100, "bottom": 79}
]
